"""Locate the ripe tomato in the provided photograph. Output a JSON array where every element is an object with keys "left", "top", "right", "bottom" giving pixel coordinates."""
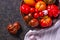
[
  {"left": 47, "top": 4, "right": 59, "bottom": 17},
  {"left": 23, "top": 14, "right": 33, "bottom": 23},
  {"left": 35, "top": 0, "right": 42, "bottom": 2},
  {"left": 24, "top": 0, "right": 35, "bottom": 6},
  {"left": 7, "top": 22, "right": 20, "bottom": 34},
  {"left": 20, "top": 4, "right": 30, "bottom": 14},
  {"left": 30, "top": 8, "right": 35, "bottom": 13},
  {"left": 40, "top": 16, "right": 52, "bottom": 27},
  {"left": 39, "top": 12, "right": 44, "bottom": 17},
  {"left": 35, "top": 9, "right": 38, "bottom": 13},
  {"left": 34, "top": 13, "right": 39, "bottom": 18},
  {"left": 28, "top": 19, "right": 39, "bottom": 27},
  {"left": 35, "top": 1, "right": 46, "bottom": 11},
  {"left": 59, "top": 10, "right": 60, "bottom": 14}
]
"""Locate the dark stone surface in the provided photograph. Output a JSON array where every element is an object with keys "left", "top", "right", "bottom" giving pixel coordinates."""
[
  {"left": 0, "top": 0, "right": 30, "bottom": 40},
  {"left": 0, "top": 0, "right": 59, "bottom": 40}
]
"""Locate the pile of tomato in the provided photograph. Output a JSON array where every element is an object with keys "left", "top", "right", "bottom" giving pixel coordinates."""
[{"left": 20, "top": 0, "right": 59, "bottom": 28}]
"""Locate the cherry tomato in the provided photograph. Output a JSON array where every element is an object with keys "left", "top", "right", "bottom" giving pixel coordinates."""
[
  {"left": 34, "top": 13, "right": 39, "bottom": 18},
  {"left": 28, "top": 19, "right": 39, "bottom": 27},
  {"left": 20, "top": 4, "right": 30, "bottom": 14},
  {"left": 39, "top": 12, "right": 44, "bottom": 17},
  {"left": 36, "top": 0, "right": 42, "bottom": 2},
  {"left": 35, "top": 9, "right": 38, "bottom": 13},
  {"left": 30, "top": 8, "right": 35, "bottom": 13}
]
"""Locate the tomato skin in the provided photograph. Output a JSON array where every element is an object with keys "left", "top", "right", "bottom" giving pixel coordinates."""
[
  {"left": 30, "top": 8, "right": 35, "bottom": 13},
  {"left": 35, "top": 9, "right": 38, "bottom": 13},
  {"left": 47, "top": 5, "right": 59, "bottom": 17},
  {"left": 7, "top": 22, "right": 20, "bottom": 34},
  {"left": 40, "top": 16, "right": 52, "bottom": 27},
  {"left": 24, "top": 0, "right": 35, "bottom": 6},
  {"left": 35, "top": 1, "right": 46, "bottom": 11},
  {"left": 36, "top": 0, "right": 42, "bottom": 2},
  {"left": 39, "top": 12, "right": 44, "bottom": 17},
  {"left": 28, "top": 19, "right": 39, "bottom": 27},
  {"left": 34, "top": 13, "right": 39, "bottom": 18},
  {"left": 20, "top": 4, "right": 30, "bottom": 14}
]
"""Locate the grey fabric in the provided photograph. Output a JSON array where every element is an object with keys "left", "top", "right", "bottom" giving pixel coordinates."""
[{"left": 24, "top": 20, "right": 60, "bottom": 40}]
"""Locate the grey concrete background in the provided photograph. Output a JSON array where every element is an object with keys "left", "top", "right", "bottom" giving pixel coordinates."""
[
  {"left": 0, "top": 0, "right": 30, "bottom": 40},
  {"left": 0, "top": 0, "right": 59, "bottom": 40}
]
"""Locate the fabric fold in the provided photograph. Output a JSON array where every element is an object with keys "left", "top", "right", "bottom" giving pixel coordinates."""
[{"left": 24, "top": 20, "right": 60, "bottom": 40}]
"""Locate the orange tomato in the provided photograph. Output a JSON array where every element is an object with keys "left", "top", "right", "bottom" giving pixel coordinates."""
[
  {"left": 35, "top": 1, "right": 46, "bottom": 11},
  {"left": 24, "top": 0, "right": 35, "bottom": 6},
  {"left": 40, "top": 16, "right": 52, "bottom": 27}
]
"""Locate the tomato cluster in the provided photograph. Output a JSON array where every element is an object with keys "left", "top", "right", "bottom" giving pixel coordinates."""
[{"left": 20, "top": 0, "right": 59, "bottom": 28}]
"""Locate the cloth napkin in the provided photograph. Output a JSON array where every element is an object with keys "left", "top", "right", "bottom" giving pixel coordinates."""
[{"left": 24, "top": 20, "right": 60, "bottom": 40}]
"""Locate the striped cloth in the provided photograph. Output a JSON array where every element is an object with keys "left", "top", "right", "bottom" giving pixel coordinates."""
[{"left": 24, "top": 20, "right": 60, "bottom": 40}]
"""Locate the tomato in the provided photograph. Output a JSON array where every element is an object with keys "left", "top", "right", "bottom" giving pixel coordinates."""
[
  {"left": 35, "top": 0, "right": 42, "bottom": 2},
  {"left": 28, "top": 19, "right": 39, "bottom": 27},
  {"left": 39, "top": 12, "right": 44, "bottom": 17},
  {"left": 35, "top": 9, "right": 38, "bottom": 13},
  {"left": 30, "top": 8, "right": 35, "bottom": 13},
  {"left": 40, "top": 16, "right": 52, "bottom": 27},
  {"left": 59, "top": 10, "right": 60, "bottom": 14},
  {"left": 24, "top": 0, "right": 35, "bottom": 6},
  {"left": 47, "top": 5, "right": 59, "bottom": 17},
  {"left": 43, "top": 0, "right": 55, "bottom": 4},
  {"left": 20, "top": 4, "right": 30, "bottom": 14},
  {"left": 7, "top": 22, "right": 20, "bottom": 34},
  {"left": 35, "top": 1, "right": 46, "bottom": 11},
  {"left": 34, "top": 13, "right": 39, "bottom": 18}
]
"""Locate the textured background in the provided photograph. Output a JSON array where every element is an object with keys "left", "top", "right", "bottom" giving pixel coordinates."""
[
  {"left": 0, "top": 0, "right": 30, "bottom": 40},
  {"left": 0, "top": 0, "right": 59, "bottom": 40}
]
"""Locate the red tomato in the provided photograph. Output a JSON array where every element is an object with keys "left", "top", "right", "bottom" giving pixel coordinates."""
[
  {"left": 40, "top": 16, "right": 52, "bottom": 27},
  {"left": 35, "top": 9, "right": 38, "bottom": 13},
  {"left": 7, "top": 22, "right": 20, "bottom": 34},
  {"left": 36, "top": 0, "right": 42, "bottom": 2},
  {"left": 39, "top": 12, "right": 44, "bottom": 17},
  {"left": 34, "top": 13, "right": 39, "bottom": 18},
  {"left": 30, "top": 8, "right": 35, "bottom": 13},
  {"left": 20, "top": 4, "right": 30, "bottom": 14},
  {"left": 59, "top": 10, "right": 60, "bottom": 14},
  {"left": 47, "top": 5, "right": 59, "bottom": 17},
  {"left": 28, "top": 19, "right": 39, "bottom": 27}
]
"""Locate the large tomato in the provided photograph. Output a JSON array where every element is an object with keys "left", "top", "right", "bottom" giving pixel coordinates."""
[
  {"left": 35, "top": 1, "right": 46, "bottom": 11},
  {"left": 47, "top": 4, "right": 59, "bottom": 17},
  {"left": 40, "top": 16, "right": 52, "bottom": 27},
  {"left": 43, "top": 0, "right": 56, "bottom": 4}
]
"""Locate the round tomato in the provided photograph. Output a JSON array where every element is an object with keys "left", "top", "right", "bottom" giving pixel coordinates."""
[
  {"left": 30, "top": 8, "right": 35, "bottom": 13},
  {"left": 40, "top": 16, "right": 52, "bottom": 27},
  {"left": 34, "top": 13, "right": 39, "bottom": 18},
  {"left": 20, "top": 4, "right": 30, "bottom": 14},
  {"left": 35, "top": 1, "right": 46, "bottom": 11},
  {"left": 28, "top": 19, "right": 39, "bottom": 27}
]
